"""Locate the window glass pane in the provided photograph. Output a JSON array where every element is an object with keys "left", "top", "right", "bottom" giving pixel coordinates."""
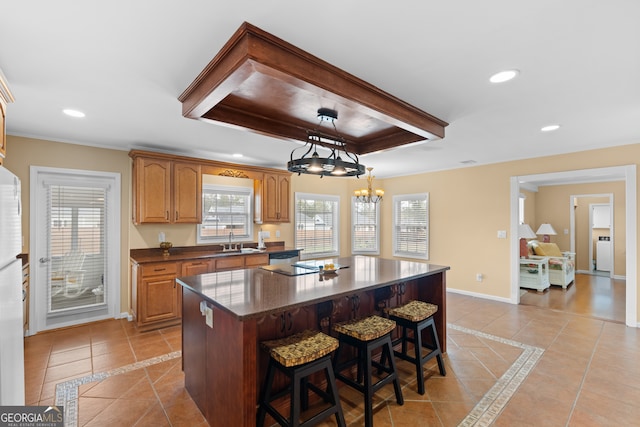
[
  {"left": 393, "top": 193, "right": 429, "bottom": 259},
  {"left": 48, "top": 185, "right": 106, "bottom": 313},
  {"left": 198, "top": 185, "right": 252, "bottom": 243},
  {"left": 295, "top": 193, "right": 339, "bottom": 258},
  {"left": 352, "top": 199, "right": 379, "bottom": 254}
]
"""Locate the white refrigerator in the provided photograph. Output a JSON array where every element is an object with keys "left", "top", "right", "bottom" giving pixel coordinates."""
[{"left": 0, "top": 165, "right": 25, "bottom": 405}]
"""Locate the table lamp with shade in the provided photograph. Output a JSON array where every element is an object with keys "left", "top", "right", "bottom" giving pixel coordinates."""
[
  {"left": 519, "top": 224, "right": 537, "bottom": 258},
  {"left": 536, "top": 223, "right": 557, "bottom": 243}
]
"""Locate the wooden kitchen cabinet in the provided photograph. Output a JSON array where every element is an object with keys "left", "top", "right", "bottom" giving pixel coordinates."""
[
  {"left": 173, "top": 162, "right": 202, "bottom": 223},
  {"left": 0, "top": 97, "right": 5, "bottom": 164},
  {"left": 130, "top": 152, "right": 202, "bottom": 224},
  {"left": 244, "top": 253, "right": 269, "bottom": 268},
  {"left": 214, "top": 256, "right": 245, "bottom": 272},
  {"left": 182, "top": 259, "right": 213, "bottom": 276},
  {"left": 263, "top": 172, "right": 290, "bottom": 222},
  {"left": 214, "top": 253, "right": 269, "bottom": 272},
  {"left": 131, "top": 261, "right": 182, "bottom": 330},
  {"left": 0, "top": 69, "right": 15, "bottom": 165},
  {"left": 130, "top": 251, "right": 271, "bottom": 330}
]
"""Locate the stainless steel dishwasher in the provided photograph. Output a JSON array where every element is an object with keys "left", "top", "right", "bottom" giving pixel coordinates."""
[{"left": 268, "top": 250, "right": 300, "bottom": 265}]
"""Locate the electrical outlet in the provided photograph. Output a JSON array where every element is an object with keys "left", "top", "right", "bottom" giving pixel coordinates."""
[
  {"left": 497, "top": 230, "right": 507, "bottom": 239},
  {"left": 476, "top": 273, "right": 483, "bottom": 282},
  {"left": 275, "top": 230, "right": 280, "bottom": 238},
  {"left": 262, "top": 231, "right": 271, "bottom": 238}
]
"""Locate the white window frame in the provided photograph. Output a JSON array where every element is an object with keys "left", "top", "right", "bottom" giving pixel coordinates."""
[
  {"left": 294, "top": 192, "right": 340, "bottom": 260},
  {"left": 197, "top": 184, "right": 253, "bottom": 244},
  {"left": 392, "top": 192, "right": 429, "bottom": 259},
  {"left": 351, "top": 198, "right": 380, "bottom": 255}
]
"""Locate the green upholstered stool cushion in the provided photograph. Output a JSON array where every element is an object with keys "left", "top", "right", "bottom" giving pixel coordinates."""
[
  {"left": 262, "top": 330, "right": 339, "bottom": 368},
  {"left": 333, "top": 315, "right": 396, "bottom": 341},
  {"left": 386, "top": 300, "right": 438, "bottom": 322}
]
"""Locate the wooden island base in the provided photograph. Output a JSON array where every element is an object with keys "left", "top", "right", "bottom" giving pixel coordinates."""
[{"left": 178, "top": 256, "right": 449, "bottom": 427}]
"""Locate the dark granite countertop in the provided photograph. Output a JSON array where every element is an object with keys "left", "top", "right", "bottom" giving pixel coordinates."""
[
  {"left": 130, "top": 243, "right": 300, "bottom": 264},
  {"left": 177, "top": 255, "right": 449, "bottom": 320}
]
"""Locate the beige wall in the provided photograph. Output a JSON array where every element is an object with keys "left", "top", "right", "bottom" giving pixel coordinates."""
[
  {"left": 534, "top": 182, "right": 624, "bottom": 275},
  {"left": 521, "top": 189, "right": 537, "bottom": 227},
  {"left": 6, "top": 134, "right": 640, "bottom": 322},
  {"left": 5, "top": 136, "right": 131, "bottom": 313}
]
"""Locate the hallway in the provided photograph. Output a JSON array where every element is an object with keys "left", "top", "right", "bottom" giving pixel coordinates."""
[{"left": 520, "top": 273, "right": 625, "bottom": 323}]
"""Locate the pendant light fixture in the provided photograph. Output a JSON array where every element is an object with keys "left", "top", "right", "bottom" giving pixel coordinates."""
[
  {"left": 287, "top": 108, "right": 365, "bottom": 177},
  {"left": 354, "top": 167, "right": 384, "bottom": 203}
]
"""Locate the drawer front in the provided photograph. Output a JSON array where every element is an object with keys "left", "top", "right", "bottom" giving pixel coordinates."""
[
  {"left": 141, "top": 262, "right": 178, "bottom": 277},
  {"left": 215, "top": 257, "right": 244, "bottom": 271},
  {"left": 182, "top": 260, "right": 212, "bottom": 276},
  {"left": 244, "top": 253, "right": 269, "bottom": 267}
]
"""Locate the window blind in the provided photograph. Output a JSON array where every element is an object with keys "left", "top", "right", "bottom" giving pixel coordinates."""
[
  {"left": 352, "top": 199, "right": 379, "bottom": 254},
  {"left": 47, "top": 184, "right": 107, "bottom": 313},
  {"left": 393, "top": 193, "right": 429, "bottom": 259},
  {"left": 295, "top": 193, "right": 339, "bottom": 258},
  {"left": 198, "top": 185, "right": 253, "bottom": 243}
]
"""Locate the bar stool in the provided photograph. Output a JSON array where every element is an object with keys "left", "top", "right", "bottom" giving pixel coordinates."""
[
  {"left": 385, "top": 300, "right": 446, "bottom": 395},
  {"left": 333, "top": 315, "right": 404, "bottom": 427},
  {"left": 257, "top": 330, "right": 346, "bottom": 427}
]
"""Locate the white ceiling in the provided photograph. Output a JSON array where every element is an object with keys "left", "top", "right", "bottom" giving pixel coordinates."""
[{"left": 1, "top": 1, "right": 639, "bottom": 179}]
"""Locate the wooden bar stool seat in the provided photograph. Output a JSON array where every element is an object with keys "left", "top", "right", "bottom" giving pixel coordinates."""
[
  {"left": 333, "top": 315, "right": 403, "bottom": 427},
  {"left": 257, "top": 330, "right": 345, "bottom": 427},
  {"left": 385, "top": 300, "right": 446, "bottom": 395}
]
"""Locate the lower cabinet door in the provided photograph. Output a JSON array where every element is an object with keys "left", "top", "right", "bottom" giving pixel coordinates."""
[{"left": 140, "top": 275, "right": 179, "bottom": 324}]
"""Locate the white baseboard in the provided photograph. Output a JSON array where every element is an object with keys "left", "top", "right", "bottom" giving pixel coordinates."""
[
  {"left": 446, "top": 288, "right": 513, "bottom": 304},
  {"left": 118, "top": 312, "right": 133, "bottom": 321}
]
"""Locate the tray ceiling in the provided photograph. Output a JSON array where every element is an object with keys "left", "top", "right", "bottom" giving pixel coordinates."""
[{"left": 179, "top": 22, "right": 448, "bottom": 155}]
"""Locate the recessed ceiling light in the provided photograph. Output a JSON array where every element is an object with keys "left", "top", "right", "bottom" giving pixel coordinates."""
[
  {"left": 489, "top": 70, "right": 519, "bottom": 83},
  {"left": 541, "top": 124, "right": 561, "bottom": 132},
  {"left": 63, "top": 109, "right": 85, "bottom": 118},
  {"left": 232, "top": 153, "right": 243, "bottom": 158}
]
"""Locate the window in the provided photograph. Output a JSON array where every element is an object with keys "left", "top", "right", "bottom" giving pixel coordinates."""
[
  {"left": 393, "top": 193, "right": 429, "bottom": 259},
  {"left": 197, "top": 184, "right": 253, "bottom": 244},
  {"left": 295, "top": 193, "right": 339, "bottom": 259},
  {"left": 351, "top": 198, "right": 380, "bottom": 254}
]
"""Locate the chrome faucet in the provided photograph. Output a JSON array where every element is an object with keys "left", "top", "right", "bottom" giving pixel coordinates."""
[{"left": 222, "top": 231, "right": 236, "bottom": 251}]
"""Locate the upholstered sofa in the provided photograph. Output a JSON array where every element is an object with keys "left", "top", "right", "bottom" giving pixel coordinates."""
[{"left": 527, "top": 240, "right": 576, "bottom": 289}]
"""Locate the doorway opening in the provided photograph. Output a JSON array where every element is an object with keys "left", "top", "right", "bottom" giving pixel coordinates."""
[
  {"left": 30, "top": 166, "right": 121, "bottom": 334},
  {"left": 510, "top": 165, "right": 636, "bottom": 327}
]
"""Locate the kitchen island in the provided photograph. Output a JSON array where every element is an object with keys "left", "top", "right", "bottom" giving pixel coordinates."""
[{"left": 177, "top": 255, "right": 449, "bottom": 427}]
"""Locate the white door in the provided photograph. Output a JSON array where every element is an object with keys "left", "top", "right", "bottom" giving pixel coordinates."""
[{"left": 30, "top": 167, "right": 120, "bottom": 333}]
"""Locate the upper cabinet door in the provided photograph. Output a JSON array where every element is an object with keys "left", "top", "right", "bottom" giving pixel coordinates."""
[
  {"left": 0, "top": 70, "right": 14, "bottom": 165},
  {"left": 134, "top": 157, "right": 172, "bottom": 223},
  {"left": 592, "top": 205, "right": 611, "bottom": 229},
  {"left": 173, "top": 162, "right": 202, "bottom": 223},
  {"left": 0, "top": 101, "right": 6, "bottom": 164},
  {"left": 263, "top": 173, "right": 290, "bottom": 223}
]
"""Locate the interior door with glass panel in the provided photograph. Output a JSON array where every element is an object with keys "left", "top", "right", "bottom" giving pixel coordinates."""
[{"left": 32, "top": 167, "right": 120, "bottom": 332}]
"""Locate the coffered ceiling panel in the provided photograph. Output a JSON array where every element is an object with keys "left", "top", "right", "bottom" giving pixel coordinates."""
[{"left": 179, "top": 22, "right": 448, "bottom": 155}]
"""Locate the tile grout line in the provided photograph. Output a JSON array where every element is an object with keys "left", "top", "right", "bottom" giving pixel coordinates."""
[
  {"left": 563, "top": 321, "right": 606, "bottom": 427},
  {"left": 451, "top": 323, "right": 545, "bottom": 427},
  {"left": 54, "top": 351, "right": 182, "bottom": 427},
  {"left": 54, "top": 325, "right": 541, "bottom": 427}
]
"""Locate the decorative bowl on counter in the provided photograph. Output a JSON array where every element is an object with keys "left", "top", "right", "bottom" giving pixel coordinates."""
[{"left": 160, "top": 241, "right": 173, "bottom": 256}]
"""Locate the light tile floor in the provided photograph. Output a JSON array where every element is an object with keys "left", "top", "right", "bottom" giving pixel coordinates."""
[{"left": 24, "top": 291, "right": 640, "bottom": 426}]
